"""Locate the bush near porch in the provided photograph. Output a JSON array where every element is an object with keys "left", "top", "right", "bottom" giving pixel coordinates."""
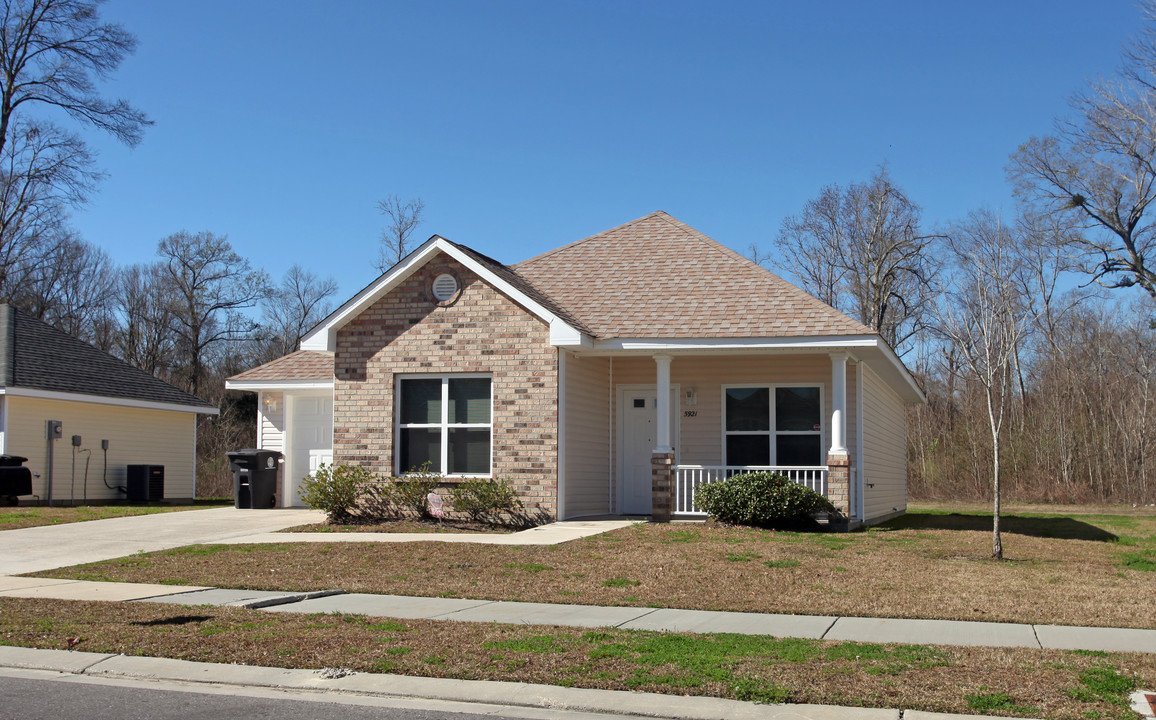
[{"left": 696, "top": 471, "right": 835, "bottom": 528}]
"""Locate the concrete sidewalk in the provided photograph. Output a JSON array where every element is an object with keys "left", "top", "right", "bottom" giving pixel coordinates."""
[
  {"left": 0, "top": 645, "right": 1017, "bottom": 720},
  {"left": 222, "top": 518, "right": 639, "bottom": 546},
  {"left": 3, "top": 575, "right": 1153, "bottom": 654}
]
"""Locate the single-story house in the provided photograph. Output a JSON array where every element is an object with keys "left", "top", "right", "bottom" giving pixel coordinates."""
[
  {"left": 227, "top": 212, "right": 924, "bottom": 527},
  {"left": 0, "top": 304, "right": 219, "bottom": 504}
]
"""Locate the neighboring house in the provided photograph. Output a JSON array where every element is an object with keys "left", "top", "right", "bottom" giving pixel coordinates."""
[
  {"left": 227, "top": 212, "right": 924, "bottom": 527},
  {"left": 0, "top": 304, "right": 219, "bottom": 504}
]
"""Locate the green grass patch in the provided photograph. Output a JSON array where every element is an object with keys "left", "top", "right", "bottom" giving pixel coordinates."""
[
  {"left": 1066, "top": 666, "right": 1135, "bottom": 706},
  {"left": 725, "top": 551, "right": 760, "bottom": 562},
  {"left": 965, "top": 690, "right": 1038, "bottom": 714},
  {"left": 1118, "top": 552, "right": 1156, "bottom": 571},
  {"left": 503, "top": 563, "right": 553, "bottom": 573},
  {"left": 763, "top": 559, "right": 801, "bottom": 569},
  {"left": 164, "top": 545, "right": 228, "bottom": 557},
  {"left": 602, "top": 577, "right": 641, "bottom": 588}
]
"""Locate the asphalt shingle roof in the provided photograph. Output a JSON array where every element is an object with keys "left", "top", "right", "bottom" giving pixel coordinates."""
[
  {"left": 0, "top": 305, "right": 215, "bottom": 409},
  {"left": 513, "top": 211, "right": 874, "bottom": 339},
  {"left": 227, "top": 350, "right": 334, "bottom": 382}
]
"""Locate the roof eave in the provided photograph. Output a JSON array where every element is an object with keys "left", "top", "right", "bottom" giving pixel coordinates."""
[
  {"left": 567, "top": 334, "right": 924, "bottom": 404},
  {"left": 0, "top": 386, "right": 219, "bottom": 414},
  {"left": 225, "top": 380, "right": 335, "bottom": 392}
]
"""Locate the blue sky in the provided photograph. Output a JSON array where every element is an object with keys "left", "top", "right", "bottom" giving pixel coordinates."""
[{"left": 69, "top": 0, "right": 1142, "bottom": 299}]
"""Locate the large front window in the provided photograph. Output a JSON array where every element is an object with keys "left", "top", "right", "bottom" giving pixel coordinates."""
[
  {"left": 724, "top": 385, "right": 822, "bottom": 466},
  {"left": 398, "top": 376, "right": 492, "bottom": 475}
]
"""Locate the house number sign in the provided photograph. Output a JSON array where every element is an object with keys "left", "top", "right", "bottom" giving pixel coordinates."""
[{"left": 683, "top": 411, "right": 697, "bottom": 417}]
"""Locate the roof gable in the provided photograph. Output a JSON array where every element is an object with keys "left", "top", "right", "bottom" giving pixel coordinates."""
[
  {"left": 514, "top": 211, "right": 874, "bottom": 339},
  {"left": 0, "top": 305, "right": 216, "bottom": 410},
  {"left": 300, "top": 236, "right": 588, "bottom": 351}
]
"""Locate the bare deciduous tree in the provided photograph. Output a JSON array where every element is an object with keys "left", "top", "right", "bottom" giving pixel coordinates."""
[
  {"left": 1008, "top": 1, "right": 1156, "bottom": 300},
  {"left": 375, "top": 195, "right": 424, "bottom": 272},
  {"left": 935, "top": 210, "right": 1036, "bottom": 560},
  {"left": 0, "top": 0, "right": 150, "bottom": 155},
  {"left": 773, "top": 168, "right": 940, "bottom": 354},
  {"left": 15, "top": 232, "right": 114, "bottom": 341},
  {"left": 258, "top": 264, "right": 337, "bottom": 361},
  {"left": 156, "top": 231, "right": 269, "bottom": 396},
  {"left": 116, "top": 263, "right": 176, "bottom": 376}
]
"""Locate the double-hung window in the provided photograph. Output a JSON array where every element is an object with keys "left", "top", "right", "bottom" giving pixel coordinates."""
[
  {"left": 724, "top": 385, "right": 823, "bottom": 466},
  {"left": 398, "top": 376, "right": 492, "bottom": 475}
]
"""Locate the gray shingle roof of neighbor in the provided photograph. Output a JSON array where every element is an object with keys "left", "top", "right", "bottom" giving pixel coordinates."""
[{"left": 0, "top": 304, "right": 216, "bottom": 410}]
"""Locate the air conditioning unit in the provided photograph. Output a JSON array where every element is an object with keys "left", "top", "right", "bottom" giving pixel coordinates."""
[{"left": 126, "top": 465, "right": 164, "bottom": 502}]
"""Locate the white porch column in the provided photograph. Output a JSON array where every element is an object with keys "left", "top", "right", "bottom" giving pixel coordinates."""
[
  {"left": 829, "top": 352, "right": 849, "bottom": 455},
  {"left": 653, "top": 354, "right": 673, "bottom": 453}
]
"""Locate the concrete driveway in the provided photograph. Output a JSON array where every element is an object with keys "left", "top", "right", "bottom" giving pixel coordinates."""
[{"left": 0, "top": 507, "right": 325, "bottom": 575}]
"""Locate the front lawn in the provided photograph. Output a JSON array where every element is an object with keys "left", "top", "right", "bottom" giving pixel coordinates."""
[
  {"left": 1, "top": 597, "right": 1149, "bottom": 720},
  {"left": 36, "top": 506, "right": 1156, "bottom": 628},
  {"left": 0, "top": 501, "right": 232, "bottom": 530}
]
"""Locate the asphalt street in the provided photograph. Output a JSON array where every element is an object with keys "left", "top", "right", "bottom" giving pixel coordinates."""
[{"left": 0, "top": 668, "right": 635, "bottom": 720}]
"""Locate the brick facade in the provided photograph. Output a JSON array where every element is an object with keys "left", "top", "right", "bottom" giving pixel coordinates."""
[{"left": 332, "top": 253, "right": 559, "bottom": 517}]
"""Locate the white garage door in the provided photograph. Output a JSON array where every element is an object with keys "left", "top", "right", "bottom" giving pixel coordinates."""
[{"left": 287, "top": 393, "right": 333, "bottom": 507}]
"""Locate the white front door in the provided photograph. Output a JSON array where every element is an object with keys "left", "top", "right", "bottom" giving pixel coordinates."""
[
  {"left": 286, "top": 393, "right": 333, "bottom": 507},
  {"left": 618, "top": 386, "right": 679, "bottom": 515}
]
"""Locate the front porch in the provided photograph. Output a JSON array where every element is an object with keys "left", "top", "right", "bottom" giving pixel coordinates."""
[{"left": 559, "top": 349, "right": 866, "bottom": 526}]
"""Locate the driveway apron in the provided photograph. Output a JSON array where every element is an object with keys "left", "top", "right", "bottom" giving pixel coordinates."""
[{"left": 0, "top": 508, "right": 325, "bottom": 575}]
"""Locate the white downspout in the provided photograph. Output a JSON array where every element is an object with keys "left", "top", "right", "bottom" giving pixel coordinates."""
[
  {"left": 856, "top": 360, "right": 865, "bottom": 522},
  {"left": 557, "top": 351, "right": 567, "bottom": 521}
]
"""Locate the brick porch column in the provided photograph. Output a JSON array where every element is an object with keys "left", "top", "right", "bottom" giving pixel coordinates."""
[
  {"left": 651, "top": 452, "right": 674, "bottom": 522},
  {"left": 825, "top": 454, "right": 851, "bottom": 519}
]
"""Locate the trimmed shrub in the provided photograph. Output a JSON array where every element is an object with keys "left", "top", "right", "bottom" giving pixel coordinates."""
[
  {"left": 449, "top": 478, "right": 523, "bottom": 524},
  {"left": 360, "top": 480, "right": 404, "bottom": 522},
  {"left": 391, "top": 463, "right": 441, "bottom": 518},
  {"left": 696, "top": 471, "right": 834, "bottom": 529},
  {"left": 299, "top": 464, "right": 375, "bottom": 522}
]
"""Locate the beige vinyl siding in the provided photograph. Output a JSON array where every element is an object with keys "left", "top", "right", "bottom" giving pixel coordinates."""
[
  {"left": 608, "top": 354, "right": 857, "bottom": 469},
  {"left": 257, "top": 392, "right": 285, "bottom": 452},
  {"left": 562, "top": 354, "right": 610, "bottom": 518},
  {"left": 4, "top": 396, "right": 197, "bottom": 501},
  {"left": 862, "top": 363, "right": 908, "bottom": 522}
]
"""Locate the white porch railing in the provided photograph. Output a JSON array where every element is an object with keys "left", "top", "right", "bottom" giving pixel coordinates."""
[{"left": 674, "top": 465, "right": 829, "bottom": 516}]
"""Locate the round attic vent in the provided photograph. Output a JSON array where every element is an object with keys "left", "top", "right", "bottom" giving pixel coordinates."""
[{"left": 432, "top": 273, "right": 459, "bottom": 301}]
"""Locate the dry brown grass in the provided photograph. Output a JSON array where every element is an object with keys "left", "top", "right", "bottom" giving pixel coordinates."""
[
  {"left": 2, "top": 597, "right": 1150, "bottom": 720},
  {"left": 40, "top": 508, "right": 1156, "bottom": 629}
]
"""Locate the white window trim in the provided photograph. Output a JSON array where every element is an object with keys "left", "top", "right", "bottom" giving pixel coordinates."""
[
  {"left": 721, "top": 383, "right": 825, "bottom": 466},
  {"left": 395, "top": 373, "right": 493, "bottom": 477}
]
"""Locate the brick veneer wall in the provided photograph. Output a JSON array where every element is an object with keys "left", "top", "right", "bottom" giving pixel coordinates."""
[{"left": 332, "top": 253, "right": 560, "bottom": 517}]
